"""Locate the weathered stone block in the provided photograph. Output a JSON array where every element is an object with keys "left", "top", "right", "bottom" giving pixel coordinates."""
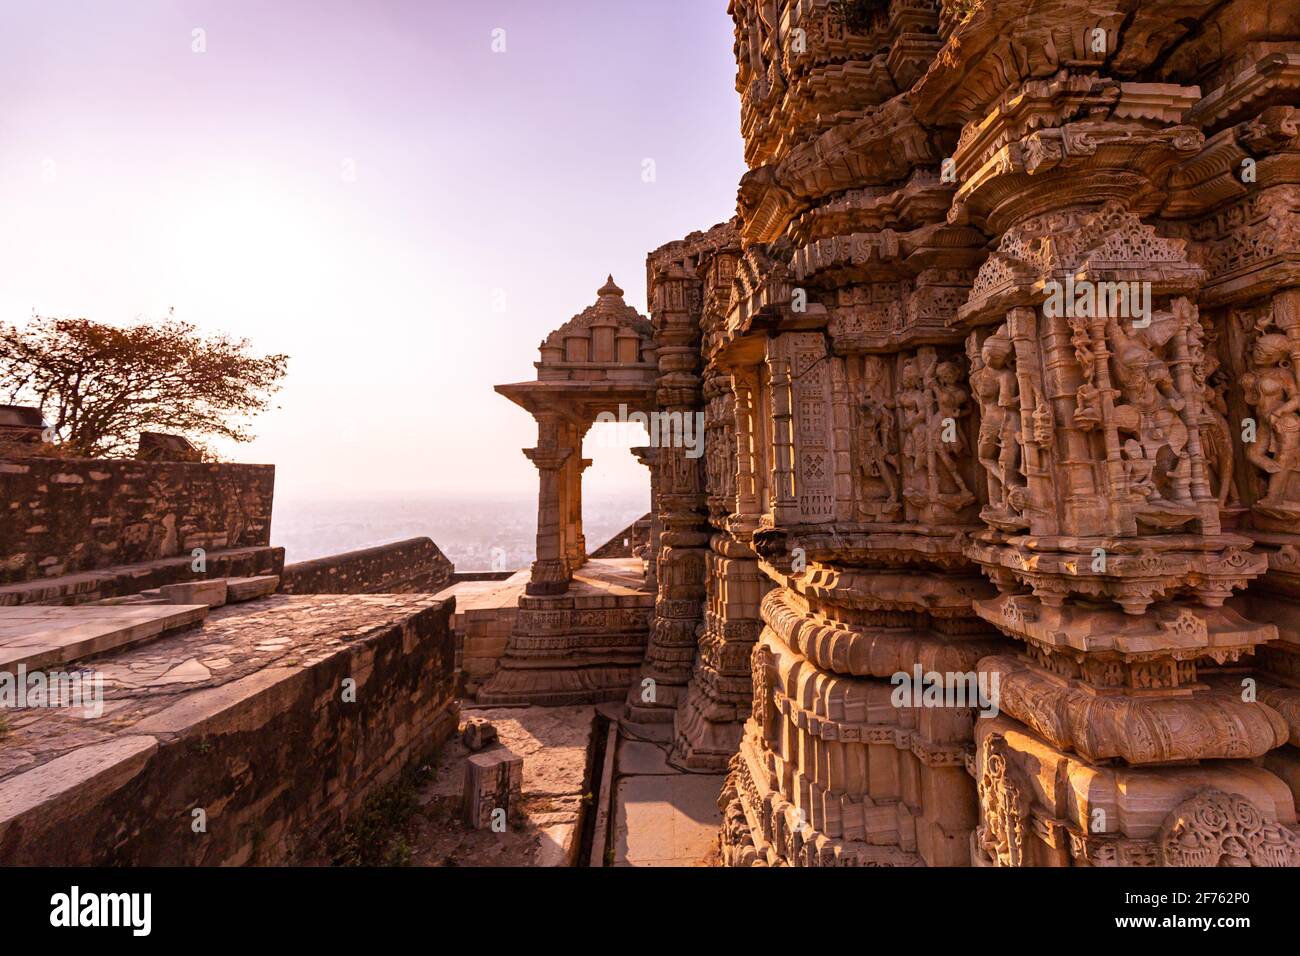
[
  {"left": 225, "top": 575, "right": 280, "bottom": 602},
  {"left": 462, "top": 716, "right": 498, "bottom": 751},
  {"left": 462, "top": 748, "right": 522, "bottom": 829},
  {"left": 160, "top": 578, "right": 228, "bottom": 608}
]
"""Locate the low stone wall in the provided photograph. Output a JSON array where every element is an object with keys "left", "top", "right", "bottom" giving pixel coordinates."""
[
  {"left": 0, "top": 594, "right": 459, "bottom": 865},
  {"left": 589, "top": 514, "right": 652, "bottom": 559},
  {"left": 279, "top": 537, "right": 454, "bottom": 595},
  {"left": 0, "top": 546, "right": 284, "bottom": 607},
  {"left": 450, "top": 570, "right": 517, "bottom": 584},
  {"left": 0, "top": 456, "right": 275, "bottom": 585}
]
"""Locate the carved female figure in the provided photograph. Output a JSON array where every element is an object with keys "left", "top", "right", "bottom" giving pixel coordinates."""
[
  {"left": 1243, "top": 332, "right": 1300, "bottom": 513},
  {"left": 898, "top": 358, "right": 930, "bottom": 502},
  {"left": 969, "top": 330, "right": 1022, "bottom": 515},
  {"left": 1199, "top": 362, "right": 1238, "bottom": 508},
  {"left": 927, "top": 360, "right": 975, "bottom": 505},
  {"left": 856, "top": 395, "right": 900, "bottom": 511}
]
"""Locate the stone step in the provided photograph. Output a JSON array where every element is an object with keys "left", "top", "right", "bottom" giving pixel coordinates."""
[
  {"left": 226, "top": 575, "right": 280, "bottom": 602},
  {"left": 159, "top": 579, "right": 228, "bottom": 608},
  {"left": 0, "top": 604, "right": 209, "bottom": 670},
  {"left": 0, "top": 546, "right": 283, "bottom": 608}
]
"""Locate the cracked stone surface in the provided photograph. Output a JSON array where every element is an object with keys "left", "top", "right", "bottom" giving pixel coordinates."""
[{"left": 0, "top": 594, "right": 447, "bottom": 784}]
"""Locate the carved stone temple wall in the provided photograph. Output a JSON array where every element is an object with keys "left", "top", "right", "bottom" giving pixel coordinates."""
[
  {"left": 489, "top": 0, "right": 1300, "bottom": 866},
  {"left": 694, "top": 0, "right": 1300, "bottom": 867}
]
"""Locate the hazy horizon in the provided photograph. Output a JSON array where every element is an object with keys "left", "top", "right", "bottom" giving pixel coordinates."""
[
  {"left": 0, "top": 0, "right": 745, "bottom": 502},
  {"left": 271, "top": 486, "right": 650, "bottom": 570}
]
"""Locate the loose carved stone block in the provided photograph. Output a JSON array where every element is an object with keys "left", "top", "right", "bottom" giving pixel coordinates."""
[
  {"left": 462, "top": 749, "right": 523, "bottom": 830},
  {"left": 462, "top": 716, "right": 498, "bottom": 751}
]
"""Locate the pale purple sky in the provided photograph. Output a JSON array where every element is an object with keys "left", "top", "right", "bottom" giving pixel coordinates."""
[{"left": 0, "top": 0, "right": 744, "bottom": 499}]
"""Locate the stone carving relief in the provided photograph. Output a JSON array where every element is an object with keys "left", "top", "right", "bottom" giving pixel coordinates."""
[
  {"left": 968, "top": 325, "right": 1028, "bottom": 530},
  {"left": 1159, "top": 789, "right": 1300, "bottom": 867},
  {"left": 715, "top": 0, "right": 1300, "bottom": 871},
  {"left": 1106, "top": 307, "right": 1200, "bottom": 526},
  {"left": 898, "top": 347, "right": 976, "bottom": 522},
  {"left": 1194, "top": 319, "right": 1240, "bottom": 509},
  {"left": 852, "top": 355, "right": 901, "bottom": 521},
  {"left": 975, "top": 733, "right": 1032, "bottom": 868},
  {"left": 1242, "top": 311, "right": 1300, "bottom": 523}
]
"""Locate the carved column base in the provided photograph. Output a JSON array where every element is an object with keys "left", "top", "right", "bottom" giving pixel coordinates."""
[
  {"left": 972, "top": 716, "right": 1300, "bottom": 866},
  {"left": 670, "top": 539, "right": 768, "bottom": 769},
  {"left": 625, "top": 532, "right": 709, "bottom": 722},
  {"left": 624, "top": 620, "right": 697, "bottom": 722},
  {"left": 719, "top": 609, "right": 996, "bottom": 867},
  {"left": 526, "top": 558, "right": 571, "bottom": 596}
]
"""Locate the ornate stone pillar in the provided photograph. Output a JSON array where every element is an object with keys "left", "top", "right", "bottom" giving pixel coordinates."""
[
  {"left": 717, "top": 0, "right": 1007, "bottom": 867},
  {"left": 564, "top": 435, "right": 591, "bottom": 572},
  {"left": 732, "top": 370, "right": 761, "bottom": 521},
  {"left": 627, "top": 255, "right": 711, "bottom": 724},
  {"left": 933, "top": 27, "right": 1296, "bottom": 863},
  {"left": 524, "top": 415, "right": 573, "bottom": 596},
  {"left": 767, "top": 353, "right": 798, "bottom": 525},
  {"left": 631, "top": 445, "right": 660, "bottom": 593},
  {"left": 674, "top": 348, "right": 771, "bottom": 769}
]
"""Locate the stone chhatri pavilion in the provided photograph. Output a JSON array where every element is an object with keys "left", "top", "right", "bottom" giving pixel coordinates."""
[
  {"left": 478, "top": 278, "right": 659, "bottom": 706},
  {"left": 495, "top": 276, "right": 656, "bottom": 597}
]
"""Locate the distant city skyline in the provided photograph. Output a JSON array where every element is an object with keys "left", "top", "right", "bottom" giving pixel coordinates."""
[{"left": 0, "top": 0, "right": 745, "bottom": 500}]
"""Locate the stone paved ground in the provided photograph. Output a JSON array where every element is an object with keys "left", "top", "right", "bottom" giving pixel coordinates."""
[
  {"left": 0, "top": 604, "right": 207, "bottom": 671},
  {"left": 0, "top": 594, "right": 445, "bottom": 784},
  {"left": 569, "top": 557, "right": 650, "bottom": 594},
  {"left": 408, "top": 705, "right": 596, "bottom": 866},
  {"left": 611, "top": 734, "right": 722, "bottom": 867}
]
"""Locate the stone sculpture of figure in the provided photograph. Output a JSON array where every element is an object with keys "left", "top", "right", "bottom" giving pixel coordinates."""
[
  {"left": 927, "top": 360, "right": 975, "bottom": 504},
  {"left": 969, "top": 329, "right": 1022, "bottom": 516},
  {"left": 1198, "top": 355, "right": 1239, "bottom": 508},
  {"left": 1243, "top": 332, "right": 1300, "bottom": 512},
  {"left": 856, "top": 394, "right": 900, "bottom": 511},
  {"left": 1123, "top": 439, "right": 1158, "bottom": 500},
  {"left": 899, "top": 358, "right": 930, "bottom": 504},
  {"left": 1108, "top": 316, "right": 1190, "bottom": 499}
]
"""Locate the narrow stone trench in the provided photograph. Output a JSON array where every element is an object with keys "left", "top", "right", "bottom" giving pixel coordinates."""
[
  {"left": 597, "top": 704, "right": 723, "bottom": 867},
  {"left": 370, "top": 702, "right": 721, "bottom": 867}
]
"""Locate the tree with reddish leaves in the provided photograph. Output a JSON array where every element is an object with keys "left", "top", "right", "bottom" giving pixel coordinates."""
[{"left": 0, "top": 314, "right": 288, "bottom": 459}]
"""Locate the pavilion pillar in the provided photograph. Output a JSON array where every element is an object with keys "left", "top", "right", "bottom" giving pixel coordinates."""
[
  {"left": 524, "top": 414, "right": 573, "bottom": 595},
  {"left": 564, "top": 427, "right": 591, "bottom": 571},
  {"left": 631, "top": 445, "right": 660, "bottom": 593}
]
